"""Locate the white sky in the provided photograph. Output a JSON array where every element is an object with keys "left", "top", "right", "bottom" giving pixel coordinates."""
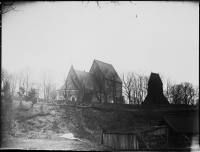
[{"left": 2, "top": 1, "right": 199, "bottom": 89}]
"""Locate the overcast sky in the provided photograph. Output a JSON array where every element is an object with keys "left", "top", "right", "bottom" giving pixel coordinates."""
[{"left": 2, "top": 1, "right": 199, "bottom": 88}]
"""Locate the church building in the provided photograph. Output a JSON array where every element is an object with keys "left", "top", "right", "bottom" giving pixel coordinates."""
[{"left": 58, "top": 59, "right": 122, "bottom": 103}]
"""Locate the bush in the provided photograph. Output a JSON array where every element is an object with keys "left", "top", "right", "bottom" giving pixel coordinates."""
[
  {"left": 27, "top": 88, "right": 38, "bottom": 107},
  {"left": 1, "top": 81, "right": 16, "bottom": 136}
]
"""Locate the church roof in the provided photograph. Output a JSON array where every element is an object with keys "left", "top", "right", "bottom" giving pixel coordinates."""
[
  {"left": 74, "top": 69, "right": 93, "bottom": 82},
  {"left": 60, "top": 77, "right": 79, "bottom": 91},
  {"left": 74, "top": 69, "right": 94, "bottom": 90},
  {"left": 59, "top": 60, "right": 122, "bottom": 91},
  {"left": 94, "top": 59, "right": 122, "bottom": 83}
]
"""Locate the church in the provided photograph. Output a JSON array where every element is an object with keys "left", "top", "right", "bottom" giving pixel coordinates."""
[{"left": 58, "top": 59, "right": 123, "bottom": 103}]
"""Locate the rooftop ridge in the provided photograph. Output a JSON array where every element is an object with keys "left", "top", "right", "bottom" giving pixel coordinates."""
[
  {"left": 74, "top": 69, "right": 90, "bottom": 74},
  {"left": 151, "top": 72, "right": 159, "bottom": 75},
  {"left": 94, "top": 59, "right": 112, "bottom": 66}
]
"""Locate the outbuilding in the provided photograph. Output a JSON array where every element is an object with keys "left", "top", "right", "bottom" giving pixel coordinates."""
[{"left": 102, "top": 129, "right": 139, "bottom": 150}]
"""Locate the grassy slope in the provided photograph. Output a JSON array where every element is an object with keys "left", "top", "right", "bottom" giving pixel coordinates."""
[
  {"left": 59, "top": 102, "right": 198, "bottom": 143},
  {"left": 2, "top": 100, "right": 198, "bottom": 144}
]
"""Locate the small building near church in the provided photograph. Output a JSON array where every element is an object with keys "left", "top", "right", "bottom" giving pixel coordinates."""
[{"left": 142, "top": 72, "right": 169, "bottom": 105}]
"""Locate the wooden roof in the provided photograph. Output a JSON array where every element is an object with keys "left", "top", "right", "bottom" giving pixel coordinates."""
[
  {"left": 161, "top": 116, "right": 199, "bottom": 133},
  {"left": 148, "top": 72, "right": 163, "bottom": 85}
]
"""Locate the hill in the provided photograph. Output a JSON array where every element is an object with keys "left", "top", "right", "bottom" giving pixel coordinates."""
[{"left": 1, "top": 100, "right": 198, "bottom": 149}]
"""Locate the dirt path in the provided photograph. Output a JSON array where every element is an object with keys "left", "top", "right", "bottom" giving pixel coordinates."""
[{"left": 1, "top": 137, "right": 111, "bottom": 150}]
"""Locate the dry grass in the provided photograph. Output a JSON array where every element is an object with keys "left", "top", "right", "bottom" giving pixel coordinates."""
[
  {"left": 2, "top": 100, "right": 197, "bottom": 145},
  {"left": 2, "top": 100, "right": 71, "bottom": 141}
]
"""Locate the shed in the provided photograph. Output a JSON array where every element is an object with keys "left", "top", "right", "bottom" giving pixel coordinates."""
[
  {"left": 102, "top": 129, "right": 139, "bottom": 150},
  {"left": 158, "top": 116, "right": 199, "bottom": 148},
  {"left": 160, "top": 116, "right": 199, "bottom": 136},
  {"left": 138, "top": 116, "right": 199, "bottom": 149},
  {"left": 139, "top": 126, "right": 169, "bottom": 149}
]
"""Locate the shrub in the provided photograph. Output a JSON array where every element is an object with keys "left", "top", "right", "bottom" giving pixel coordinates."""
[
  {"left": 1, "top": 81, "right": 16, "bottom": 136},
  {"left": 26, "top": 88, "right": 38, "bottom": 107}
]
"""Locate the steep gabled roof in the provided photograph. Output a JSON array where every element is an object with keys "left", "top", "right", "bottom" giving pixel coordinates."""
[
  {"left": 59, "top": 77, "right": 79, "bottom": 91},
  {"left": 59, "top": 66, "right": 93, "bottom": 91},
  {"left": 94, "top": 59, "right": 122, "bottom": 83},
  {"left": 161, "top": 117, "right": 199, "bottom": 133},
  {"left": 74, "top": 69, "right": 94, "bottom": 90},
  {"left": 74, "top": 69, "right": 93, "bottom": 82}
]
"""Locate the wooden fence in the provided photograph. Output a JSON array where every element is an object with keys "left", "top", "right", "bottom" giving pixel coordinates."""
[{"left": 102, "top": 131, "right": 139, "bottom": 150}]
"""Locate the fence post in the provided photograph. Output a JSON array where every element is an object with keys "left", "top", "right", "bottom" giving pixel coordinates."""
[
  {"left": 166, "top": 127, "right": 168, "bottom": 148},
  {"left": 101, "top": 129, "right": 105, "bottom": 145}
]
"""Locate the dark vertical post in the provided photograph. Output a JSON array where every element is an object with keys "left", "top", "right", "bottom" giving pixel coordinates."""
[
  {"left": 166, "top": 127, "right": 168, "bottom": 149},
  {"left": 149, "top": 131, "right": 151, "bottom": 148},
  {"left": 101, "top": 129, "right": 105, "bottom": 145}
]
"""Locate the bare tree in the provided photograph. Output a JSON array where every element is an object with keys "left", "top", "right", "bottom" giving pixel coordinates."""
[
  {"left": 50, "top": 85, "right": 57, "bottom": 100},
  {"left": 81, "top": 1, "right": 132, "bottom": 9},
  {"left": 128, "top": 72, "right": 149, "bottom": 105},
  {"left": 1, "top": 2, "right": 17, "bottom": 14},
  {"left": 137, "top": 73, "right": 145, "bottom": 104},
  {"left": 181, "top": 82, "right": 196, "bottom": 105},
  {"left": 1, "top": 68, "right": 10, "bottom": 90},
  {"left": 131, "top": 75, "right": 138, "bottom": 104},
  {"left": 18, "top": 72, "right": 26, "bottom": 93},
  {"left": 18, "top": 68, "right": 32, "bottom": 95},
  {"left": 121, "top": 72, "right": 135, "bottom": 104},
  {"left": 1, "top": 68, "right": 18, "bottom": 97},
  {"left": 41, "top": 73, "right": 55, "bottom": 102},
  {"left": 143, "top": 75, "right": 149, "bottom": 100},
  {"left": 170, "top": 84, "right": 183, "bottom": 104},
  {"left": 9, "top": 73, "right": 18, "bottom": 97},
  {"left": 25, "top": 69, "right": 31, "bottom": 95},
  {"left": 164, "top": 79, "right": 173, "bottom": 103},
  {"left": 194, "top": 86, "right": 199, "bottom": 105},
  {"left": 1, "top": 1, "right": 131, "bottom": 15}
]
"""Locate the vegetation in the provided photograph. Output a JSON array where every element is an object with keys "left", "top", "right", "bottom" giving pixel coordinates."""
[
  {"left": 1, "top": 80, "right": 16, "bottom": 136},
  {"left": 1, "top": 66, "right": 199, "bottom": 105},
  {"left": 121, "top": 72, "right": 149, "bottom": 104},
  {"left": 1, "top": 67, "right": 198, "bottom": 149},
  {"left": 26, "top": 88, "right": 38, "bottom": 107},
  {"left": 164, "top": 81, "right": 199, "bottom": 105}
]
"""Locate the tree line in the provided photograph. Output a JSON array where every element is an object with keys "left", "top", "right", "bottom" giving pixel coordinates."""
[
  {"left": 1, "top": 68, "right": 58, "bottom": 103},
  {"left": 164, "top": 80, "right": 199, "bottom": 105},
  {"left": 121, "top": 72, "right": 199, "bottom": 105},
  {"left": 121, "top": 72, "right": 149, "bottom": 104},
  {"left": 1, "top": 67, "right": 57, "bottom": 137},
  {"left": 1, "top": 67, "right": 199, "bottom": 105}
]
